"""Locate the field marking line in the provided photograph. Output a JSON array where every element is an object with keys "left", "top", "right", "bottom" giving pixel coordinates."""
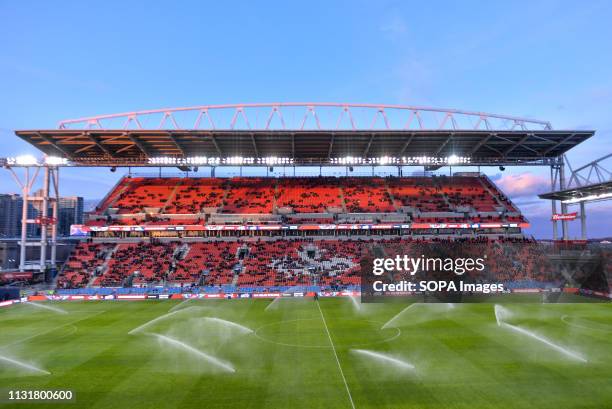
[
  {"left": 0, "top": 309, "right": 107, "bottom": 349},
  {"left": 316, "top": 300, "right": 356, "bottom": 409},
  {"left": 561, "top": 314, "right": 612, "bottom": 333}
]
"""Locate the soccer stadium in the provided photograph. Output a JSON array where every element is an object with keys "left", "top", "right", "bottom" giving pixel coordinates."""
[
  {"left": 0, "top": 102, "right": 610, "bottom": 409},
  {"left": 4, "top": 1, "right": 612, "bottom": 407}
]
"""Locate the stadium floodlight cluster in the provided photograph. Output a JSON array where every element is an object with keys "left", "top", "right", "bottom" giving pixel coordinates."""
[
  {"left": 3, "top": 155, "right": 68, "bottom": 167},
  {"left": 150, "top": 155, "right": 472, "bottom": 167},
  {"left": 147, "top": 156, "right": 295, "bottom": 166},
  {"left": 2, "top": 155, "right": 473, "bottom": 168},
  {"left": 331, "top": 155, "right": 471, "bottom": 166},
  {"left": 2, "top": 155, "right": 470, "bottom": 168},
  {"left": 562, "top": 192, "right": 612, "bottom": 204}
]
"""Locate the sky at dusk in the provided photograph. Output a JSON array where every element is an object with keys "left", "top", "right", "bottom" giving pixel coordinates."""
[{"left": 1, "top": 0, "right": 611, "bottom": 238}]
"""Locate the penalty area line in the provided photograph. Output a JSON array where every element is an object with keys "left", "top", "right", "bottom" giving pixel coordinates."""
[{"left": 316, "top": 299, "right": 356, "bottom": 409}]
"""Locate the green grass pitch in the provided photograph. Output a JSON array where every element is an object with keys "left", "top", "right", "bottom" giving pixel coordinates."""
[{"left": 1, "top": 298, "right": 611, "bottom": 408}]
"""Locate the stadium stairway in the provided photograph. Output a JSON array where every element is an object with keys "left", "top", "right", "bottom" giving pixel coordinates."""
[
  {"left": 481, "top": 174, "right": 522, "bottom": 215},
  {"left": 383, "top": 179, "right": 401, "bottom": 212},
  {"left": 338, "top": 186, "right": 348, "bottom": 213},
  {"left": 218, "top": 183, "right": 231, "bottom": 213},
  {"left": 477, "top": 176, "right": 507, "bottom": 210},
  {"left": 272, "top": 182, "right": 279, "bottom": 213},
  {"left": 231, "top": 245, "right": 248, "bottom": 286},
  {"left": 88, "top": 244, "right": 118, "bottom": 287},
  {"left": 159, "top": 180, "right": 182, "bottom": 213},
  {"left": 97, "top": 176, "right": 131, "bottom": 211}
]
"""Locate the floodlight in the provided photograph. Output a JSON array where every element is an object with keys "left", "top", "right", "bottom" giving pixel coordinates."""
[
  {"left": 15, "top": 155, "right": 38, "bottom": 166},
  {"left": 45, "top": 156, "right": 67, "bottom": 166}
]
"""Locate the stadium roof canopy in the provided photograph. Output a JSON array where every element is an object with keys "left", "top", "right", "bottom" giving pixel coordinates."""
[
  {"left": 539, "top": 154, "right": 612, "bottom": 203},
  {"left": 539, "top": 181, "right": 612, "bottom": 202},
  {"left": 12, "top": 103, "right": 594, "bottom": 167}
]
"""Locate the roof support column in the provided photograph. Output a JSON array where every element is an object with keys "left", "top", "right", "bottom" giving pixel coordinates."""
[
  {"left": 550, "top": 165, "right": 559, "bottom": 241},
  {"left": 19, "top": 168, "right": 30, "bottom": 272},
  {"left": 50, "top": 167, "right": 59, "bottom": 268},
  {"left": 40, "top": 166, "right": 50, "bottom": 273},
  {"left": 580, "top": 201, "right": 587, "bottom": 240},
  {"left": 559, "top": 157, "right": 569, "bottom": 240}
]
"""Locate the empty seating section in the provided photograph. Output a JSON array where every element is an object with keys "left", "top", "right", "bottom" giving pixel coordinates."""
[
  {"left": 60, "top": 237, "right": 553, "bottom": 290},
  {"left": 58, "top": 243, "right": 115, "bottom": 288},
  {"left": 373, "top": 237, "right": 552, "bottom": 283},
  {"left": 96, "top": 180, "right": 130, "bottom": 212},
  {"left": 100, "top": 242, "right": 176, "bottom": 286},
  {"left": 486, "top": 239, "right": 554, "bottom": 282},
  {"left": 240, "top": 241, "right": 297, "bottom": 287},
  {"left": 276, "top": 177, "right": 342, "bottom": 212},
  {"left": 91, "top": 176, "right": 525, "bottom": 225},
  {"left": 59, "top": 175, "right": 539, "bottom": 292},
  {"left": 169, "top": 243, "right": 208, "bottom": 282},
  {"left": 165, "top": 179, "right": 225, "bottom": 213},
  {"left": 342, "top": 178, "right": 395, "bottom": 212},
  {"left": 388, "top": 177, "right": 448, "bottom": 211},
  {"left": 60, "top": 240, "right": 363, "bottom": 289},
  {"left": 221, "top": 178, "right": 275, "bottom": 214},
  {"left": 440, "top": 177, "right": 499, "bottom": 212},
  {"left": 174, "top": 242, "right": 240, "bottom": 285},
  {"left": 113, "top": 178, "right": 177, "bottom": 213},
  {"left": 240, "top": 240, "right": 361, "bottom": 287}
]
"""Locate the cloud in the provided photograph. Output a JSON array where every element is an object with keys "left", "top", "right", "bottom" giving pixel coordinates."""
[
  {"left": 495, "top": 172, "right": 550, "bottom": 198},
  {"left": 519, "top": 202, "right": 551, "bottom": 219},
  {"left": 513, "top": 199, "right": 545, "bottom": 207}
]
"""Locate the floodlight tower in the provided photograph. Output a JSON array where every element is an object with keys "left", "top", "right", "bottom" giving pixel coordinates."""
[
  {"left": 3, "top": 156, "right": 61, "bottom": 274},
  {"left": 541, "top": 153, "right": 612, "bottom": 240},
  {"left": 549, "top": 155, "right": 570, "bottom": 240}
]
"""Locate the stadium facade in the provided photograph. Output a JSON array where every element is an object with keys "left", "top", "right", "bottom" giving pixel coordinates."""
[{"left": 2, "top": 103, "right": 608, "bottom": 296}]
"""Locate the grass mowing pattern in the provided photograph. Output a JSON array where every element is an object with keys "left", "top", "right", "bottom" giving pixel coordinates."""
[{"left": 0, "top": 298, "right": 611, "bottom": 408}]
